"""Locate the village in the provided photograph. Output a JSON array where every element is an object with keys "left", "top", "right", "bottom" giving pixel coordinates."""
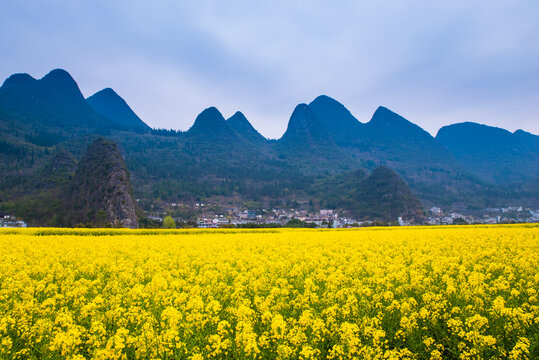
[
  {"left": 144, "top": 201, "right": 539, "bottom": 229},
  {"left": 2, "top": 204, "right": 538, "bottom": 229},
  {"left": 193, "top": 207, "right": 349, "bottom": 228},
  {"left": 425, "top": 206, "right": 539, "bottom": 225}
]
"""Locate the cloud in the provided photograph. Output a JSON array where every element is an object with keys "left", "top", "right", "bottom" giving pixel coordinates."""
[{"left": 1, "top": 0, "right": 538, "bottom": 138}]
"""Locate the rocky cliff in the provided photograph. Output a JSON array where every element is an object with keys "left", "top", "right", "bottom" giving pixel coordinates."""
[{"left": 71, "top": 138, "right": 138, "bottom": 228}]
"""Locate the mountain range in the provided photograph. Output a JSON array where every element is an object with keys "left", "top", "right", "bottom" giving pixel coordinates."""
[{"left": 1, "top": 69, "right": 538, "bottom": 225}]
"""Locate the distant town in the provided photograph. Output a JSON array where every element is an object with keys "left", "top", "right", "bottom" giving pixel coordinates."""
[
  {"left": 2, "top": 204, "right": 538, "bottom": 229},
  {"left": 140, "top": 201, "right": 539, "bottom": 229}
]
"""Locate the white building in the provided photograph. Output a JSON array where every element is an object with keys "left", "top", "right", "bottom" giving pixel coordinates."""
[
  {"left": 212, "top": 218, "right": 229, "bottom": 225},
  {"left": 0, "top": 215, "right": 27, "bottom": 228},
  {"left": 398, "top": 217, "right": 411, "bottom": 226}
]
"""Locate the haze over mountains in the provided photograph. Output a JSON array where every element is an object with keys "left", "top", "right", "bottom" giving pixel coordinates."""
[{"left": 1, "top": 69, "right": 538, "bottom": 226}]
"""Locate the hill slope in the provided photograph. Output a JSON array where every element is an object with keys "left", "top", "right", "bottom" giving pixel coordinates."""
[
  {"left": 87, "top": 88, "right": 151, "bottom": 133},
  {"left": 279, "top": 103, "right": 334, "bottom": 148},
  {"left": 0, "top": 138, "right": 138, "bottom": 227},
  {"left": 309, "top": 95, "right": 362, "bottom": 144},
  {"left": 309, "top": 99, "right": 499, "bottom": 205},
  {"left": 313, "top": 167, "right": 424, "bottom": 222},
  {"left": 227, "top": 111, "right": 267, "bottom": 144},
  {"left": 436, "top": 122, "right": 539, "bottom": 185},
  {"left": 0, "top": 69, "right": 112, "bottom": 138}
]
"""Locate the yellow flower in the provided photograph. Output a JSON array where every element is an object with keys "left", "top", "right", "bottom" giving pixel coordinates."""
[{"left": 0, "top": 225, "right": 536, "bottom": 359}]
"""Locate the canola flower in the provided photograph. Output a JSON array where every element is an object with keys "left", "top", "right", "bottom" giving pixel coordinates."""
[{"left": 0, "top": 225, "right": 537, "bottom": 359}]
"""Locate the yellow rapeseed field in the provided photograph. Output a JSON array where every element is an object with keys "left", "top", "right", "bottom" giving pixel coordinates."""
[{"left": 0, "top": 225, "right": 538, "bottom": 359}]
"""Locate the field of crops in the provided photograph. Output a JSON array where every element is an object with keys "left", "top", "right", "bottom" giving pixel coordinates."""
[{"left": 0, "top": 225, "right": 537, "bottom": 359}]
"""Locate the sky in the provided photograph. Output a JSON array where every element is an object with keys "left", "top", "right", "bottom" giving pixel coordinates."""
[{"left": 1, "top": 0, "right": 538, "bottom": 138}]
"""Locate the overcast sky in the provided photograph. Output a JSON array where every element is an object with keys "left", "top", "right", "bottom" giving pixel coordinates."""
[{"left": 1, "top": 1, "right": 538, "bottom": 138}]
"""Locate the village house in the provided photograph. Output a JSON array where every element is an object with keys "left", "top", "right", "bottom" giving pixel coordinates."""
[
  {"left": 0, "top": 215, "right": 27, "bottom": 228},
  {"left": 301, "top": 217, "right": 330, "bottom": 227},
  {"left": 197, "top": 218, "right": 218, "bottom": 228}
]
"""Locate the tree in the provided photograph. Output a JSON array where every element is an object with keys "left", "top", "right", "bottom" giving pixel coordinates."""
[
  {"left": 452, "top": 218, "right": 467, "bottom": 225},
  {"left": 162, "top": 216, "right": 176, "bottom": 229},
  {"left": 96, "top": 210, "right": 107, "bottom": 227}
]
